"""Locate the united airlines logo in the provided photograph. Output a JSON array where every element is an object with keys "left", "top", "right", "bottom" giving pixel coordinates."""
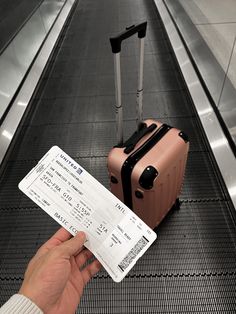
[
  {"left": 76, "top": 168, "right": 83, "bottom": 175},
  {"left": 60, "top": 154, "right": 83, "bottom": 175}
]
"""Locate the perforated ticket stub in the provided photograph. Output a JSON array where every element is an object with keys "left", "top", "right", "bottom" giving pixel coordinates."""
[{"left": 19, "top": 146, "right": 157, "bottom": 282}]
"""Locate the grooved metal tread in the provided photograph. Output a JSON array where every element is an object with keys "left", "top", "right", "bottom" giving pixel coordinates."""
[
  {"left": 10, "top": 117, "right": 206, "bottom": 161},
  {"left": 0, "top": 152, "right": 226, "bottom": 209},
  {"left": 0, "top": 201, "right": 236, "bottom": 279},
  {"left": 23, "top": 90, "right": 195, "bottom": 126},
  {"left": 0, "top": 0, "right": 235, "bottom": 312}
]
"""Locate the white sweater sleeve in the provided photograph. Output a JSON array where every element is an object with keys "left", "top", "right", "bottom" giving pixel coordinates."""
[{"left": 0, "top": 294, "right": 43, "bottom": 314}]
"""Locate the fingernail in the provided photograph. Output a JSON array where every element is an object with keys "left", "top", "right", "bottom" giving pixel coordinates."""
[
  {"left": 78, "top": 231, "right": 86, "bottom": 241},
  {"left": 96, "top": 260, "right": 102, "bottom": 270}
]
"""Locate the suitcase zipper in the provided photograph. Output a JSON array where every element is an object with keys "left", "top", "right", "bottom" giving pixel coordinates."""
[{"left": 121, "top": 123, "right": 172, "bottom": 210}]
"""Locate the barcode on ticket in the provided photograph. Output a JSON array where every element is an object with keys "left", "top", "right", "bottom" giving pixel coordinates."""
[{"left": 118, "top": 236, "right": 149, "bottom": 272}]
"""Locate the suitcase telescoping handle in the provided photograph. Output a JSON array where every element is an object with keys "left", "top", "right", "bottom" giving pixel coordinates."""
[{"left": 110, "top": 21, "right": 147, "bottom": 146}]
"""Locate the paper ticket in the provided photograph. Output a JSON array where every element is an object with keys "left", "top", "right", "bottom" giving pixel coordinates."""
[{"left": 18, "top": 146, "right": 157, "bottom": 282}]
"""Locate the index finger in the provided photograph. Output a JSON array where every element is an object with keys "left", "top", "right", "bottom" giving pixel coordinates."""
[
  {"left": 36, "top": 228, "right": 72, "bottom": 256},
  {"left": 50, "top": 227, "right": 72, "bottom": 243}
]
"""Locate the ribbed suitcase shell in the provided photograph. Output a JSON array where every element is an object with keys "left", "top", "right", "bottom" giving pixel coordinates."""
[{"left": 108, "top": 119, "right": 189, "bottom": 229}]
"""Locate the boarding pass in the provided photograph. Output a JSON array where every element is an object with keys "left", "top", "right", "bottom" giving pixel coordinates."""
[{"left": 19, "top": 146, "right": 157, "bottom": 282}]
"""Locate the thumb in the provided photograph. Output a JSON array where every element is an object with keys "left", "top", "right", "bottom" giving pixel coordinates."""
[{"left": 56, "top": 231, "right": 86, "bottom": 258}]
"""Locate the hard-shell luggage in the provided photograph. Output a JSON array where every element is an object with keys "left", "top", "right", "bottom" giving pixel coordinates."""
[{"left": 107, "top": 22, "right": 189, "bottom": 229}]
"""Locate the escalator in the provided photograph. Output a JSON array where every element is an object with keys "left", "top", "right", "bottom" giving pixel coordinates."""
[{"left": 0, "top": 0, "right": 236, "bottom": 312}]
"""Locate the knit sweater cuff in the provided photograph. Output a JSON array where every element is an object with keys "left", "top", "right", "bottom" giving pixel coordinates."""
[{"left": 0, "top": 294, "right": 43, "bottom": 314}]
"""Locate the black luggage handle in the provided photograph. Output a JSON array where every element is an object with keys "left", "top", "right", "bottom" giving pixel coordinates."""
[
  {"left": 110, "top": 22, "right": 147, "bottom": 53},
  {"left": 116, "top": 123, "right": 157, "bottom": 154}
]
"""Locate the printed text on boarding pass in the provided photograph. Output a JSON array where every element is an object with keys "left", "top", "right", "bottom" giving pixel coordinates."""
[{"left": 18, "top": 146, "right": 157, "bottom": 282}]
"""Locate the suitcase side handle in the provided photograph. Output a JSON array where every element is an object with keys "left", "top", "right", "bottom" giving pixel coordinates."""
[
  {"left": 110, "top": 22, "right": 147, "bottom": 53},
  {"left": 110, "top": 22, "right": 147, "bottom": 146}
]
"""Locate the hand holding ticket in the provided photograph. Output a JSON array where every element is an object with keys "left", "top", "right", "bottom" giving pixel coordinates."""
[{"left": 19, "top": 146, "right": 157, "bottom": 282}]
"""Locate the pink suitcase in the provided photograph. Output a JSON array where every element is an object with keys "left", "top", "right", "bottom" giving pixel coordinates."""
[{"left": 107, "top": 22, "right": 189, "bottom": 229}]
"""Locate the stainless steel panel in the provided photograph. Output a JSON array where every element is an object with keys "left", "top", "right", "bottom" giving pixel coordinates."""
[
  {"left": 0, "top": 0, "right": 65, "bottom": 122},
  {"left": 0, "top": 45, "right": 22, "bottom": 118},
  {"left": 39, "top": 0, "right": 65, "bottom": 32},
  {"left": 0, "top": 0, "right": 42, "bottom": 52},
  {"left": 0, "top": 0, "right": 76, "bottom": 165},
  {"left": 164, "top": 0, "right": 226, "bottom": 105},
  {"left": 12, "top": 10, "right": 47, "bottom": 74},
  {"left": 163, "top": 0, "right": 236, "bottom": 147},
  {"left": 0, "top": 8, "right": 48, "bottom": 120},
  {"left": 0, "top": 18, "right": 8, "bottom": 50},
  {"left": 218, "top": 38, "right": 236, "bottom": 144},
  {"left": 154, "top": 0, "right": 236, "bottom": 210},
  {"left": 179, "top": 0, "right": 236, "bottom": 26}
]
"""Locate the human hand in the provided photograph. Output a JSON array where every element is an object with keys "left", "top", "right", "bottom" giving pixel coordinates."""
[{"left": 19, "top": 228, "right": 102, "bottom": 314}]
